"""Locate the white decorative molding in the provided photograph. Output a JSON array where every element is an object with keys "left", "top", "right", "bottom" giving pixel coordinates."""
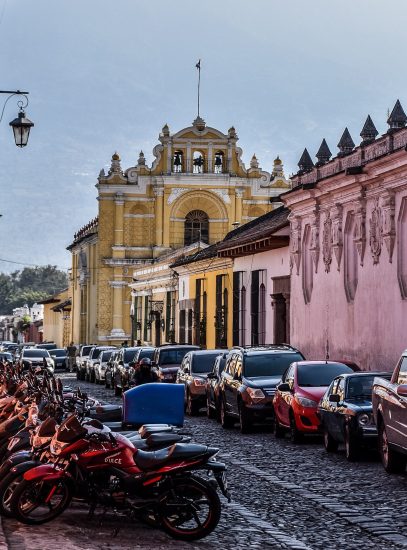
[
  {"left": 309, "top": 209, "right": 320, "bottom": 273},
  {"left": 331, "top": 204, "right": 343, "bottom": 271},
  {"left": 353, "top": 199, "right": 366, "bottom": 266},
  {"left": 212, "top": 189, "right": 231, "bottom": 204},
  {"left": 124, "top": 213, "right": 155, "bottom": 219},
  {"left": 289, "top": 216, "right": 302, "bottom": 275},
  {"left": 109, "top": 280, "right": 128, "bottom": 288},
  {"left": 322, "top": 211, "right": 333, "bottom": 273},
  {"left": 167, "top": 188, "right": 189, "bottom": 205}
]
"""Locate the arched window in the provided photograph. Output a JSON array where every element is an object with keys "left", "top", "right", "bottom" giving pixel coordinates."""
[
  {"left": 184, "top": 210, "right": 209, "bottom": 245},
  {"left": 173, "top": 151, "right": 183, "bottom": 173},
  {"left": 214, "top": 151, "right": 224, "bottom": 174},
  {"left": 193, "top": 151, "right": 204, "bottom": 174}
]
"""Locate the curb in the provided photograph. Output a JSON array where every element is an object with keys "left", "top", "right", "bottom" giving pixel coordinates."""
[{"left": 0, "top": 517, "right": 7, "bottom": 550}]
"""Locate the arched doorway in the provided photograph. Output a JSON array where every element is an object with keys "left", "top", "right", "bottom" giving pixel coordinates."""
[{"left": 184, "top": 210, "right": 209, "bottom": 245}]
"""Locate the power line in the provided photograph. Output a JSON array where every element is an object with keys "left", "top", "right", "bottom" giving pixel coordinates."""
[{"left": 0, "top": 257, "right": 69, "bottom": 270}]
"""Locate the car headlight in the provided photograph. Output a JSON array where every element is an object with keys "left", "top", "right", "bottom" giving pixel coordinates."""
[
  {"left": 193, "top": 378, "right": 206, "bottom": 387},
  {"left": 246, "top": 387, "right": 266, "bottom": 403},
  {"left": 296, "top": 396, "right": 318, "bottom": 408},
  {"left": 358, "top": 413, "right": 371, "bottom": 427}
]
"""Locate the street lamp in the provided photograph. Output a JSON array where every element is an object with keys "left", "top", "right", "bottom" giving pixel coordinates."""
[{"left": 0, "top": 90, "right": 33, "bottom": 147}]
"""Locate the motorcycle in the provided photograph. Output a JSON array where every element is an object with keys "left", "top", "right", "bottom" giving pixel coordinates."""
[{"left": 10, "top": 414, "right": 229, "bottom": 540}]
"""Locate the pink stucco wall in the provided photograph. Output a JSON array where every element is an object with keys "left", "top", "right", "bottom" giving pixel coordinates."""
[
  {"left": 233, "top": 247, "right": 290, "bottom": 345},
  {"left": 285, "top": 144, "right": 407, "bottom": 372}
]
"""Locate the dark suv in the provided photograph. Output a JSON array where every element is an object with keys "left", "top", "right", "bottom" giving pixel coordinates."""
[
  {"left": 153, "top": 345, "right": 200, "bottom": 383},
  {"left": 219, "top": 345, "right": 304, "bottom": 433}
]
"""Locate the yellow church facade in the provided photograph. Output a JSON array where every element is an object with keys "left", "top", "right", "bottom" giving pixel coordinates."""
[{"left": 68, "top": 116, "right": 290, "bottom": 346}]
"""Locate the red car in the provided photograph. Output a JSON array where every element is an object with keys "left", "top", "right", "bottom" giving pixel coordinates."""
[{"left": 273, "top": 361, "right": 359, "bottom": 442}]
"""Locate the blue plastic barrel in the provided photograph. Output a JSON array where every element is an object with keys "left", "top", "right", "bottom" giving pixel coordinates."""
[{"left": 122, "top": 383, "right": 184, "bottom": 427}]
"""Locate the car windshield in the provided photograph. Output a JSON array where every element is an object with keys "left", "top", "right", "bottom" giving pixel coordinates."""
[
  {"left": 345, "top": 375, "right": 383, "bottom": 399},
  {"left": 24, "top": 349, "right": 49, "bottom": 358},
  {"left": 244, "top": 353, "right": 303, "bottom": 377},
  {"left": 81, "top": 346, "right": 92, "bottom": 356},
  {"left": 160, "top": 349, "right": 194, "bottom": 365},
  {"left": 101, "top": 351, "right": 113, "bottom": 361},
  {"left": 124, "top": 349, "right": 138, "bottom": 362},
  {"left": 192, "top": 353, "right": 220, "bottom": 373},
  {"left": 137, "top": 349, "right": 155, "bottom": 361},
  {"left": 297, "top": 363, "right": 353, "bottom": 387},
  {"left": 50, "top": 350, "right": 66, "bottom": 357}
]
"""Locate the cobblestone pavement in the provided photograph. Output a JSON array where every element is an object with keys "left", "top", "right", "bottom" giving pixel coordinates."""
[{"left": 2, "top": 373, "right": 407, "bottom": 550}]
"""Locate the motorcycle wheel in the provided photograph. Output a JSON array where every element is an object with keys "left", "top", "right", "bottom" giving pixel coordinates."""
[
  {"left": 159, "top": 476, "right": 221, "bottom": 541},
  {"left": 0, "top": 472, "right": 23, "bottom": 517},
  {"left": 10, "top": 477, "right": 72, "bottom": 525}
]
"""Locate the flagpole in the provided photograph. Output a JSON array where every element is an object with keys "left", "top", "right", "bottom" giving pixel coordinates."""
[{"left": 196, "top": 59, "right": 201, "bottom": 117}]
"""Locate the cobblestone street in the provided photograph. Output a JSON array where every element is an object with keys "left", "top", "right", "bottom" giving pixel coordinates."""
[{"left": 2, "top": 373, "right": 407, "bottom": 550}]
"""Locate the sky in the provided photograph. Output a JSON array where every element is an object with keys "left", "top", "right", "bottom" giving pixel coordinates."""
[{"left": 1, "top": 0, "right": 407, "bottom": 273}]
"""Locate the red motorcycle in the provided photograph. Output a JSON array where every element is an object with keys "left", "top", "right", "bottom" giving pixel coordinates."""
[{"left": 10, "top": 415, "right": 229, "bottom": 541}]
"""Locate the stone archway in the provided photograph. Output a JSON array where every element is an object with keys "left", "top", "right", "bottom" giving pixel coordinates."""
[{"left": 169, "top": 190, "right": 229, "bottom": 247}]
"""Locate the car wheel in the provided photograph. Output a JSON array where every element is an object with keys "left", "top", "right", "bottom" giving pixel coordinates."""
[
  {"left": 344, "top": 424, "right": 360, "bottom": 461},
  {"left": 379, "top": 421, "right": 406, "bottom": 473},
  {"left": 323, "top": 428, "right": 338, "bottom": 453},
  {"left": 239, "top": 403, "right": 252, "bottom": 434},
  {"left": 274, "top": 416, "right": 286, "bottom": 439},
  {"left": 114, "top": 383, "right": 122, "bottom": 397},
  {"left": 220, "top": 399, "right": 234, "bottom": 429},
  {"left": 206, "top": 395, "right": 215, "bottom": 419},
  {"left": 186, "top": 391, "right": 199, "bottom": 416},
  {"left": 289, "top": 412, "right": 303, "bottom": 444}
]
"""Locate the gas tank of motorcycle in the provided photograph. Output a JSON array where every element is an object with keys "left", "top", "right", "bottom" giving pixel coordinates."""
[{"left": 79, "top": 435, "right": 136, "bottom": 470}]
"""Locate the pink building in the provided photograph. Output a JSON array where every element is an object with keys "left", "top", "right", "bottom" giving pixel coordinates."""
[
  {"left": 218, "top": 206, "right": 290, "bottom": 346},
  {"left": 283, "top": 100, "right": 407, "bottom": 371}
]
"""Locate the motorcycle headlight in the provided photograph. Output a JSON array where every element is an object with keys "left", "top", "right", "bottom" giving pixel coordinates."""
[
  {"left": 246, "top": 387, "right": 266, "bottom": 403},
  {"left": 296, "top": 396, "right": 318, "bottom": 408},
  {"left": 358, "top": 413, "right": 371, "bottom": 427}
]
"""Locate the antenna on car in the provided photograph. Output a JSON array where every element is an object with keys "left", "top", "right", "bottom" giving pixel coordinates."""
[{"left": 325, "top": 338, "right": 330, "bottom": 363}]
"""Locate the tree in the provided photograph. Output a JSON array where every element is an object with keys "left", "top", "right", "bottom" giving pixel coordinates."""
[{"left": 0, "top": 265, "right": 68, "bottom": 314}]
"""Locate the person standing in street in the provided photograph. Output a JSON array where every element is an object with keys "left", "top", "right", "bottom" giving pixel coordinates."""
[{"left": 67, "top": 342, "right": 77, "bottom": 372}]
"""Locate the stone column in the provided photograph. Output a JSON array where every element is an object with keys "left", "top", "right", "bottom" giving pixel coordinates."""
[
  {"left": 111, "top": 281, "right": 126, "bottom": 337},
  {"left": 154, "top": 185, "right": 164, "bottom": 246},
  {"left": 166, "top": 139, "right": 172, "bottom": 175},
  {"left": 207, "top": 142, "right": 213, "bottom": 173},
  {"left": 235, "top": 188, "right": 244, "bottom": 224},
  {"left": 114, "top": 193, "right": 124, "bottom": 247},
  {"left": 186, "top": 141, "right": 192, "bottom": 173}
]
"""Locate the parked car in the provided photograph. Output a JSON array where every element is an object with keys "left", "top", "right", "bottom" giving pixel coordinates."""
[
  {"left": 105, "top": 350, "right": 121, "bottom": 389},
  {"left": 127, "top": 347, "right": 156, "bottom": 386},
  {"left": 373, "top": 350, "right": 407, "bottom": 473},
  {"left": 219, "top": 345, "right": 305, "bottom": 433},
  {"left": 153, "top": 345, "right": 200, "bottom": 383},
  {"left": 113, "top": 347, "right": 141, "bottom": 395},
  {"left": 176, "top": 350, "right": 224, "bottom": 415},
  {"left": 0, "top": 352, "right": 13, "bottom": 363},
  {"left": 36, "top": 342, "right": 57, "bottom": 351},
  {"left": 49, "top": 348, "right": 68, "bottom": 370},
  {"left": 274, "top": 360, "right": 360, "bottom": 442},
  {"left": 94, "top": 349, "right": 115, "bottom": 384},
  {"left": 86, "top": 346, "right": 116, "bottom": 382},
  {"left": 20, "top": 348, "right": 54, "bottom": 373},
  {"left": 206, "top": 352, "right": 228, "bottom": 421},
  {"left": 318, "top": 371, "right": 391, "bottom": 460},
  {"left": 76, "top": 345, "right": 93, "bottom": 379}
]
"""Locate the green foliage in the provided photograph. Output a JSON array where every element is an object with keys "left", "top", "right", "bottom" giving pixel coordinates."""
[{"left": 0, "top": 265, "right": 67, "bottom": 314}]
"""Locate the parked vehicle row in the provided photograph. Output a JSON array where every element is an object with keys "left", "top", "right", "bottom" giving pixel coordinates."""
[{"left": 74, "top": 340, "right": 407, "bottom": 475}]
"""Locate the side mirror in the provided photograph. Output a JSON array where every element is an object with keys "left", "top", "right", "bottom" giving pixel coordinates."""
[
  {"left": 278, "top": 382, "right": 291, "bottom": 392},
  {"left": 329, "top": 394, "right": 340, "bottom": 403},
  {"left": 396, "top": 384, "right": 407, "bottom": 397}
]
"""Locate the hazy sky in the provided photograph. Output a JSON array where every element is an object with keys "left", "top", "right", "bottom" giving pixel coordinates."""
[{"left": 1, "top": 0, "right": 407, "bottom": 272}]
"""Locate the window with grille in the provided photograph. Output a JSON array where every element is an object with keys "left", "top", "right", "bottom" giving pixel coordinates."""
[{"left": 184, "top": 210, "right": 209, "bottom": 245}]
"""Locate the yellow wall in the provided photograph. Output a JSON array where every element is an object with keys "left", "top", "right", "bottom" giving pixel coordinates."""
[{"left": 188, "top": 262, "right": 233, "bottom": 350}]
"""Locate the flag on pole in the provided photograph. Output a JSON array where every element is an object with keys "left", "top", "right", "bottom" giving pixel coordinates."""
[{"left": 196, "top": 59, "right": 201, "bottom": 70}]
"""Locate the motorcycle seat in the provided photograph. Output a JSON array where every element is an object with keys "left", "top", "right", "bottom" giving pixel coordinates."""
[
  {"left": 94, "top": 405, "right": 122, "bottom": 413},
  {"left": 134, "top": 443, "right": 209, "bottom": 471}
]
